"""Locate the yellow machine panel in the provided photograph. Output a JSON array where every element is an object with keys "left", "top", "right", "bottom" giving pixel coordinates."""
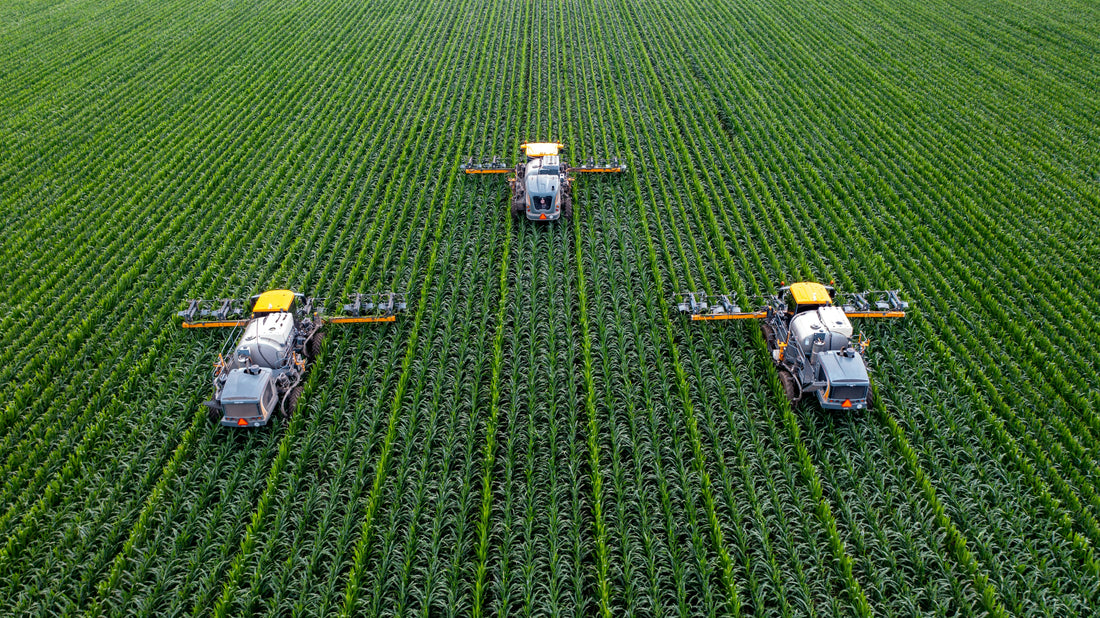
[
  {"left": 520, "top": 142, "right": 562, "bottom": 157},
  {"left": 789, "top": 282, "right": 832, "bottom": 305},
  {"left": 252, "top": 289, "right": 296, "bottom": 314}
]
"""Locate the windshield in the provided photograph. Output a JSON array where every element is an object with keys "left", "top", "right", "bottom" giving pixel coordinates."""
[
  {"left": 531, "top": 195, "right": 554, "bottom": 211},
  {"left": 224, "top": 402, "right": 259, "bottom": 418},
  {"left": 829, "top": 385, "right": 867, "bottom": 401}
]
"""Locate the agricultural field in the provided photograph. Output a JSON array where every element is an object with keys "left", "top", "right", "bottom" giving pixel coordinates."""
[{"left": 0, "top": 0, "right": 1098, "bottom": 615}]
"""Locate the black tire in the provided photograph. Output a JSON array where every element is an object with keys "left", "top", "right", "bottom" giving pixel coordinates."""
[
  {"left": 762, "top": 323, "right": 775, "bottom": 347},
  {"left": 865, "top": 387, "right": 875, "bottom": 411},
  {"left": 512, "top": 199, "right": 525, "bottom": 217},
  {"left": 308, "top": 330, "right": 324, "bottom": 359},
  {"left": 778, "top": 370, "right": 801, "bottom": 404},
  {"left": 282, "top": 385, "right": 303, "bottom": 420},
  {"left": 562, "top": 194, "right": 573, "bottom": 217}
]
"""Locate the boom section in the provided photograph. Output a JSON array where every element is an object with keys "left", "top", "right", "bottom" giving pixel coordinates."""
[
  {"left": 675, "top": 292, "right": 766, "bottom": 320},
  {"left": 838, "top": 290, "right": 908, "bottom": 318},
  {"left": 178, "top": 291, "right": 408, "bottom": 327},
  {"left": 460, "top": 157, "right": 512, "bottom": 174}
]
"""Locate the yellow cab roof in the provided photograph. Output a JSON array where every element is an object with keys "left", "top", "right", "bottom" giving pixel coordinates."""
[
  {"left": 521, "top": 142, "right": 562, "bottom": 157},
  {"left": 253, "top": 289, "right": 296, "bottom": 313},
  {"left": 789, "top": 282, "right": 832, "bottom": 305}
]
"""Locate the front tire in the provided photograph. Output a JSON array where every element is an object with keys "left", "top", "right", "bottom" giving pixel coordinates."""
[
  {"left": 282, "top": 385, "right": 303, "bottom": 420},
  {"left": 762, "top": 323, "right": 776, "bottom": 349},
  {"left": 307, "top": 331, "right": 324, "bottom": 359},
  {"left": 778, "top": 369, "right": 801, "bottom": 404}
]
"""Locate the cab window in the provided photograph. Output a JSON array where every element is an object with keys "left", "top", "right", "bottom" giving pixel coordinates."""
[{"left": 264, "top": 383, "right": 277, "bottom": 414}]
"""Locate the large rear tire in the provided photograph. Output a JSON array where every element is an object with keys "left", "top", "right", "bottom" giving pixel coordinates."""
[
  {"left": 282, "top": 385, "right": 303, "bottom": 420},
  {"left": 562, "top": 194, "right": 573, "bottom": 218}
]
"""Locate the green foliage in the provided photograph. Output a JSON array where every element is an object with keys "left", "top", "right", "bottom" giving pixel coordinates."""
[{"left": 0, "top": 0, "right": 1097, "bottom": 615}]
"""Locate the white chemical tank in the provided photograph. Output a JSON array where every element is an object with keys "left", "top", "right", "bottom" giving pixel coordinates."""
[
  {"left": 789, "top": 306, "right": 853, "bottom": 354},
  {"left": 235, "top": 313, "right": 295, "bottom": 369}
]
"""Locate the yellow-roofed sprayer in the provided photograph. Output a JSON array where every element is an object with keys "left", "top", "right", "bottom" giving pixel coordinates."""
[
  {"left": 177, "top": 290, "right": 406, "bottom": 427},
  {"left": 676, "top": 282, "right": 907, "bottom": 410},
  {"left": 460, "top": 141, "right": 627, "bottom": 221}
]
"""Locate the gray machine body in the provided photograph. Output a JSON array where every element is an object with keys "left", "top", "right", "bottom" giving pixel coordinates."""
[
  {"left": 219, "top": 367, "right": 280, "bottom": 427},
  {"left": 812, "top": 350, "right": 870, "bottom": 408},
  {"left": 208, "top": 312, "right": 311, "bottom": 427},
  {"left": 523, "top": 155, "right": 566, "bottom": 221},
  {"left": 767, "top": 304, "right": 872, "bottom": 410},
  {"left": 236, "top": 312, "right": 296, "bottom": 367}
]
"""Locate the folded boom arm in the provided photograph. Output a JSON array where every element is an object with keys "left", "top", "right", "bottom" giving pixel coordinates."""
[
  {"left": 566, "top": 157, "right": 627, "bottom": 174},
  {"left": 839, "top": 290, "right": 908, "bottom": 318},
  {"left": 674, "top": 289, "right": 908, "bottom": 321},
  {"left": 323, "top": 292, "right": 407, "bottom": 324},
  {"left": 178, "top": 292, "right": 408, "bottom": 327},
  {"left": 675, "top": 292, "right": 767, "bottom": 320},
  {"left": 177, "top": 298, "right": 250, "bottom": 328},
  {"left": 460, "top": 157, "right": 512, "bottom": 174},
  {"left": 460, "top": 152, "right": 628, "bottom": 175}
]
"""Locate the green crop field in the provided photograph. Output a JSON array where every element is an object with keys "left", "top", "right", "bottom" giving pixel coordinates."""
[{"left": 1, "top": 0, "right": 1098, "bottom": 615}]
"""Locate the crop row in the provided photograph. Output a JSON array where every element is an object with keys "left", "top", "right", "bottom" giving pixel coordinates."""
[{"left": 1, "top": 0, "right": 1097, "bottom": 615}]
